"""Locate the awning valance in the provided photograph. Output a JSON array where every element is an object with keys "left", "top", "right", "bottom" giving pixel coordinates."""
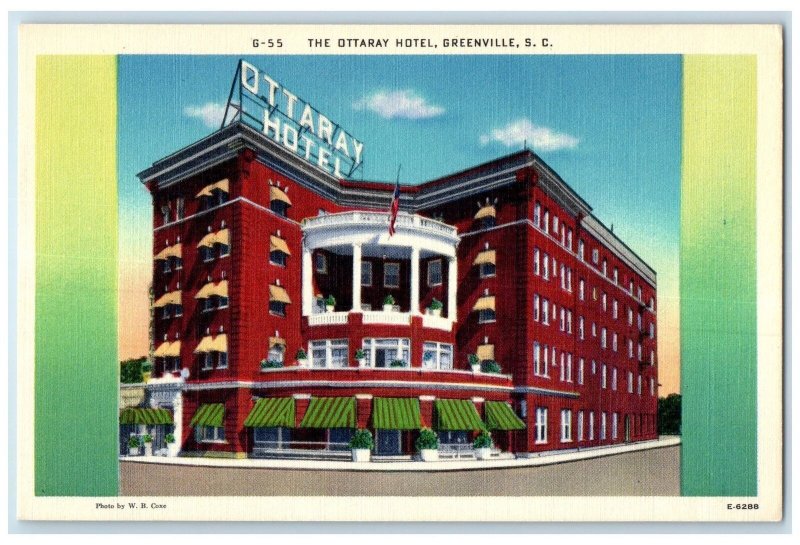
[
  {"left": 484, "top": 401, "right": 526, "bottom": 430},
  {"left": 474, "top": 205, "right": 496, "bottom": 220},
  {"left": 435, "top": 399, "right": 485, "bottom": 431},
  {"left": 473, "top": 249, "right": 496, "bottom": 266},
  {"left": 476, "top": 344, "right": 495, "bottom": 362},
  {"left": 195, "top": 280, "right": 227, "bottom": 300},
  {"left": 155, "top": 243, "right": 183, "bottom": 261},
  {"left": 472, "top": 295, "right": 496, "bottom": 312},
  {"left": 153, "top": 291, "right": 181, "bottom": 308},
  {"left": 269, "top": 337, "right": 286, "bottom": 348},
  {"left": 300, "top": 397, "right": 356, "bottom": 429},
  {"left": 269, "top": 284, "right": 292, "bottom": 304},
  {"left": 270, "top": 185, "right": 292, "bottom": 206},
  {"left": 196, "top": 178, "right": 230, "bottom": 198},
  {"left": 197, "top": 232, "right": 217, "bottom": 249},
  {"left": 211, "top": 334, "right": 228, "bottom": 353},
  {"left": 190, "top": 403, "right": 224, "bottom": 427},
  {"left": 215, "top": 229, "right": 230, "bottom": 246},
  {"left": 372, "top": 398, "right": 421, "bottom": 430},
  {"left": 194, "top": 336, "right": 214, "bottom": 354},
  {"left": 119, "top": 407, "right": 174, "bottom": 425},
  {"left": 270, "top": 235, "right": 291, "bottom": 255},
  {"left": 154, "top": 341, "right": 181, "bottom": 358},
  {"left": 244, "top": 397, "right": 295, "bottom": 428}
]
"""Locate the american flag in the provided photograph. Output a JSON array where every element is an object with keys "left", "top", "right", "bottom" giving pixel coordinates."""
[{"left": 388, "top": 174, "right": 401, "bottom": 236}]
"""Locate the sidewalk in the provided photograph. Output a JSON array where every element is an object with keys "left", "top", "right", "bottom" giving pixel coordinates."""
[{"left": 122, "top": 435, "right": 680, "bottom": 472}]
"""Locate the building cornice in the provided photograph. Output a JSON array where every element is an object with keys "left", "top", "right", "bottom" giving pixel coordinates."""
[{"left": 179, "top": 378, "right": 513, "bottom": 393}]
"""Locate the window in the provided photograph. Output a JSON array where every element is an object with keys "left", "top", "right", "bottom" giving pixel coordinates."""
[
  {"left": 482, "top": 215, "right": 496, "bottom": 229},
  {"left": 612, "top": 367, "right": 618, "bottom": 390},
  {"left": 579, "top": 279, "right": 585, "bottom": 300},
  {"left": 650, "top": 349, "right": 655, "bottom": 366},
  {"left": 543, "top": 210, "right": 550, "bottom": 233},
  {"left": 163, "top": 356, "right": 181, "bottom": 373},
  {"left": 176, "top": 197, "right": 185, "bottom": 220},
  {"left": 560, "top": 409, "right": 572, "bottom": 442},
  {"left": 566, "top": 353, "right": 573, "bottom": 382},
  {"left": 533, "top": 295, "right": 540, "bottom": 322},
  {"left": 629, "top": 280, "right": 634, "bottom": 294},
  {"left": 362, "top": 338, "right": 411, "bottom": 368},
  {"left": 162, "top": 258, "right": 172, "bottom": 273},
  {"left": 650, "top": 377, "right": 655, "bottom": 396},
  {"left": 270, "top": 250, "right": 287, "bottom": 267},
  {"left": 578, "top": 239, "right": 585, "bottom": 261},
  {"left": 533, "top": 248, "right": 540, "bottom": 275},
  {"left": 427, "top": 259, "right": 442, "bottom": 286},
  {"left": 559, "top": 353, "right": 565, "bottom": 381},
  {"left": 542, "top": 253, "right": 549, "bottom": 280},
  {"left": 566, "top": 228, "right": 573, "bottom": 251},
  {"left": 161, "top": 205, "right": 170, "bottom": 225},
  {"left": 422, "top": 342, "right": 453, "bottom": 370},
  {"left": 315, "top": 253, "right": 328, "bottom": 274},
  {"left": 253, "top": 426, "right": 292, "bottom": 449},
  {"left": 478, "top": 309, "right": 496, "bottom": 323},
  {"left": 567, "top": 311, "right": 573, "bottom": 334},
  {"left": 566, "top": 268, "right": 572, "bottom": 292},
  {"left": 361, "top": 261, "right": 372, "bottom": 286},
  {"left": 269, "top": 300, "right": 287, "bottom": 317},
  {"left": 602, "top": 292, "right": 607, "bottom": 312},
  {"left": 310, "top": 339, "right": 349, "bottom": 368},
  {"left": 553, "top": 215, "right": 559, "bottom": 235},
  {"left": 628, "top": 307, "right": 634, "bottom": 325},
  {"left": 650, "top": 323, "right": 655, "bottom": 339},
  {"left": 638, "top": 343, "right": 643, "bottom": 361},
  {"left": 202, "top": 246, "right": 214, "bottom": 262},
  {"left": 534, "top": 201, "right": 541, "bottom": 226},
  {"left": 578, "top": 358, "right": 585, "bottom": 385},
  {"left": 613, "top": 300, "right": 618, "bottom": 319},
  {"left": 637, "top": 374, "right": 642, "bottom": 396},
  {"left": 542, "top": 299, "right": 549, "bottom": 325},
  {"left": 533, "top": 342, "right": 541, "bottom": 376},
  {"left": 589, "top": 412, "right": 595, "bottom": 440},
  {"left": 592, "top": 322, "right": 597, "bottom": 337},
  {"left": 267, "top": 345, "right": 285, "bottom": 364},
  {"left": 613, "top": 267, "right": 619, "bottom": 284},
  {"left": 535, "top": 408, "right": 548, "bottom": 444},
  {"left": 559, "top": 308, "right": 565, "bottom": 332},
  {"left": 592, "top": 248, "right": 599, "bottom": 264},
  {"left": 542, "top": 345, "right": 549, "bottom": 377},
  {"left": 202, "top": 351, "right": 227, "bottom": 370},
  {"left": 628, "top": 371, "right": 634, "bottom": 393},
  {"left": 196, "top": 425, "right": 225, "bottom": 443},
  {"left": 578, "top": 316, "right": 585, "bottom": 340},
  {"left": 384, "top": 262, "right": 400, "bottom": 288},
  {"left": 480, "top": 261, "right": 496, "bottom": 278},
  {"left": 602, "top": 258, "right": 607, "bottom": 277},
  {"left": 577, "top": 411, "right": 585, "bottom": 441},
  {"left": 270, "top": 199, "right": 289, "bottom": 217},
  {"left": 601, "top": 413, "right": 607, "bottom": 440},
  {"left": 612, "top": 413, "right": 619, "bottom": 439},
  {"left": 601, "top": 327, "right": 607, "bottom": 348},
  {"left": 601, "top": 364, "right": 607, "bottom": 389},
  {"left": 649, "top": 297, "right": 655, "bottom": 311},
  {"left": 628, "top": 339, "right": 634, "bottom": 359},
  {"left": 560, "top": 265, "right": 566, "bottom": 290},
  {"left": 218, "top": 242, "right": 230, "bottom": 258},
  {"left": 637, "top": 285, "right": 642, "bottom": 300},
  {"left": 612, "top": 333, "right": 618, "bottom": 352}
]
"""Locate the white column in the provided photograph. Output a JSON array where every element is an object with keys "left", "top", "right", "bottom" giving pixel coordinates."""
[
  {"left": 410, "top": 247, "right": 420, "bottom": 315},
  {"left": 447, "top": 256, "right": 457, "bottom": 321},
  {"left": 351, "top": 243, "right": 362, "bottom": 312},
  {"left": 302, "top": 245, "right": 313, "bottom": 316}
]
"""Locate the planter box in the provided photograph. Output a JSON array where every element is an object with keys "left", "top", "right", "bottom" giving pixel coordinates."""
[
  {"left": 351, "top": 449, "right": 371, "bottom": 462},
  {"left": 167, "top": 443, "right": 180, "bottom": 457},
  {"left": 471, "top": 364, "right": 481, "bottom": 374},
  {"left": 326, "top": 305, "right": 335, "bottom": 313},
  {"left": 419, "top": 449, "right": 439, "bottom": 462},
  {"left": 383, "top": 304, "right": 394, "bottom": 313},
  {"left": 128, "top": 448, "right": 139, "bottom": 457},
  {"left": 356, "top": 358, "right": 368, "bottom": 368},
  {"left": 143, "top": 444, "right": 153, "bottom": 457},
  {"left": 475, "top": 447, "right": 492, "bottom": 460},
  {"left": 428, "top": 308, "right": 442, "bottom": 317}
]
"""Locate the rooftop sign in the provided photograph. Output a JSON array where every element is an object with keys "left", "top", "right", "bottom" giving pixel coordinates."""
[{"left": 222, "top": 59, "right": 364, "bottom": 179}]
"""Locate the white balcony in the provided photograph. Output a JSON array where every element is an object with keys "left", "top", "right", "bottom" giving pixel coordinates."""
[
  {"left": 307, "top": 312, "right": 349, "bottom": 326},
  {"left": 362, "top": 310, "right": 411, "bottom": 326},
  {"left": 422, "top": 313, "right": 452, "bottom": 331}
]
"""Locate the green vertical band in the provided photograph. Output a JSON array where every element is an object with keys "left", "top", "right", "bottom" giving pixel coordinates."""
[
  {"left": 680, "top": 55, "right": 757, "bottom": 496},
  {"left": 35, "top": 56, "right": 119, "bottom": 496}
]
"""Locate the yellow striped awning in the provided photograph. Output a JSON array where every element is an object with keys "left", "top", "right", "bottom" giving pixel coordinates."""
[
  {"left": 269, "top": 337, "right": 286, "bottom": 348},
  {"left": 194, "top": 336, "right": 215, "bottom": 354},
  {"left": 197, "top": 232, "right": 217, "bottom": 249},
  {"left": 166, "top": 243, "right": 182, "bottom": 258},
  {"left": 473, "top": 249, "right": 496, "bottom": 266},
  {"left": 472, "top": 295, "right": 496, "bottom": 312},
  {"left": 195, "top": 282, "right": 215, "bottom": 299},
  {"left": 153, "top": 291, "right": 181, "bottom": 308},
  {"left": 211, "top": 334, "right": 228, "bottom": 353},
  {"left": 195, "top": 281, "right": 227, "bottom": 300},
  {"left": 476, "top": 344, "right": 495, "bottom": 362},
  {"left": 269, "top": 284, "right": 292, "bottom": 304},
  {"left": 196, "top": 178, "right": 230, "bottom": 198},
  {"left": 270, "top": 185, "right": 292, "bottom": 206},
  {"left": 154, "top": 246, "right": 171, "bottom": 261},
  {"left": 215, "top": 228, "right": 230, "bottom": 246},
  {"left": 474, "top": 205, "right": 496, "bottom": 220},
  {"left": 270, "top": 235, "right": 291, "bottom": 255},
  {"left": 190, "top": 403, "right": 224, "bottom": 427},
  {"left": 153, "top": 341, "right": 181, "bottom": 358}
]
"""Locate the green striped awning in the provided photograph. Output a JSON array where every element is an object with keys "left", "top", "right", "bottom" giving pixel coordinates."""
[
  {"left": 190, "top": 403, "right": 225, "bottom": 427},
  {"left": 244, "top": 397, "right": 295, "bottom": 428},
  {"left": 435, "top": 399, "right": 485, "bottom": 431},
  {"left": 119, "top": 408, "right": 173, "bottom": 425},
  {"left": 300, "top": 397, "right": 356, "bottom": 429},
  {"left": 372, "top": 398, "right": 421, "bottom": 430},
  {"left": 484, "top": 401, "right": 526, "bottom": 430}
]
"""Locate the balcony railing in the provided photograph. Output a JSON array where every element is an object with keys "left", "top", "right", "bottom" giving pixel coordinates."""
[
  {"left": 307, "top": 310, "right": 453, "bottom": 330},
  {"left": 307, "top": 312, "right": 349, "bottom": 326},
  {"left": 302, "top": 211, "right": 458, "bottom": 239},
  {"left": 422, "top": 313, "right": 452, "bottom": 331},
  {"left": 362, "top": 310, "right": 411, "bottom": 325}
]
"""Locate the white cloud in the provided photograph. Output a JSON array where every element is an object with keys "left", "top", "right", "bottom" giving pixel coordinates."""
[
  {"left": 480, "top": 118, "right": 579, "bottom": 152},
  {"left": 353, "top": 90, "right": 444, "bottom": 120},
  {"left": 183, "top": 102, "right": 227, "bottom": 128}
]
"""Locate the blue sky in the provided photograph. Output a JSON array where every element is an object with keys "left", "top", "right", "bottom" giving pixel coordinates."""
[{"left": 118, "top": 54, "right": 682, "bottom": 391}]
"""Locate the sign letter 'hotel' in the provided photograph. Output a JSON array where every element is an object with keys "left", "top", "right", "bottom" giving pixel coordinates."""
[{"left": 131, "top": 60, "right": 659, "bottom": 460}]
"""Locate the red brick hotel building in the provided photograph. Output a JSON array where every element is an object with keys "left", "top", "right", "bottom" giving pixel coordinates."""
[{"left": 130, "top": 65, "right": 658, "bottom": 460}]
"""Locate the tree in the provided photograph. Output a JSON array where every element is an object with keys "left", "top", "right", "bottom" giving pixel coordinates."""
[
  {"left": 658, "top": 393, "right": 682, "bottom": 435},
  {"left": 120, "top": 357, "right": 147, "bottom": 384}
]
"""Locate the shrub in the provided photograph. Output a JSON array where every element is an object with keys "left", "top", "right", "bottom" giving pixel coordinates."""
[
  {"left": 468, "top": 353, "right": 480, "bottom": 367},
  {"left": 390, "top": 359, "right": 406, "bottom": 368},
  {"left": 142, "top": 434, "right": 153, "bottom": 443},
  {"left": 429, "top": 298, "right": 443, "bottom": 310},
  {"left": 415, "top": 428, "right": 439, "bottom": 451},
  {"left": 128, "top": 436, "right": 141, "bottom": 448},
  {"left": 261, "top": 359, "right": 284, "bottom": 369},
  {"left": 354, "top": 349, "right": 366, "bottom": 360},
  {"left": 165, "top": 433, "right": 176, "bottom": 444},
  {"left": 481, "top": 360, "right": 502, "bottom": 374},
  {"left": 296, "top": 349, "right": 308, "bottom": 360},
  {"left": 324, "top": 294, "right": 336, "bottom": 306},
  {"left": 141, "top": 361, "right": 153, "bottom": 372},
  {"left": 120, "top": 357, "right": 147, "bottom": 384},
  {"left": 348, "top": 429, "right": 374, "bottom": 450},
  {"left": 383, "top": 294, "right": 395, "bottom": 306},
  {"left": 473, "top": 429, "right": 493, "bottom": 449}
]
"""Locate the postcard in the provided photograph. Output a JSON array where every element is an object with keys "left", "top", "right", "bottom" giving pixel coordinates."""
[{"left": 15, "top": 22, "right": 783, "bottom": 522}]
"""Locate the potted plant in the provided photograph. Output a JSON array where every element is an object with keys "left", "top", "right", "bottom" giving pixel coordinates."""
[
  {"left": 390, "top": 359, "right": 406, "bottom": 368},
  {"left": 383, "top": 294, "right": 396, "bottom": 312},
  {"left": 354, "top": 349, "right": 367, "bottom": 367},
  {"left": 296, "top": 348, "right": 308, "bottom": 367},
  {"left": 481, "top": 360, "right": 502, "bottom": 374},
  {"left": 260, "top": 358, "right": 284, "bottom": 370},
  {"left": 127, "top": 435, "right": 141, "bottom": 456},
  {"left": 473, "top": 429, "right": 494, "bottom": 460},
  {"left": 324, "top": 294, "right": 336, "bottom": 313},
  {"left": 428, "top": 298, "right": 443, "bottom": 317},
  {"left": 349, "top": 428, "right": 374, "bottom": 462},
  {"left": 142, "top": 434, "right": 153, "bottom": 456},
  {"left": 415, "top": 427, "right": 440, "bottom": 462},
  {"left": 165, "top": 433, "right": 180, "bottom": 457},
  {"left": 468, "top": 353, "right": 481, "bottom": 373}
]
